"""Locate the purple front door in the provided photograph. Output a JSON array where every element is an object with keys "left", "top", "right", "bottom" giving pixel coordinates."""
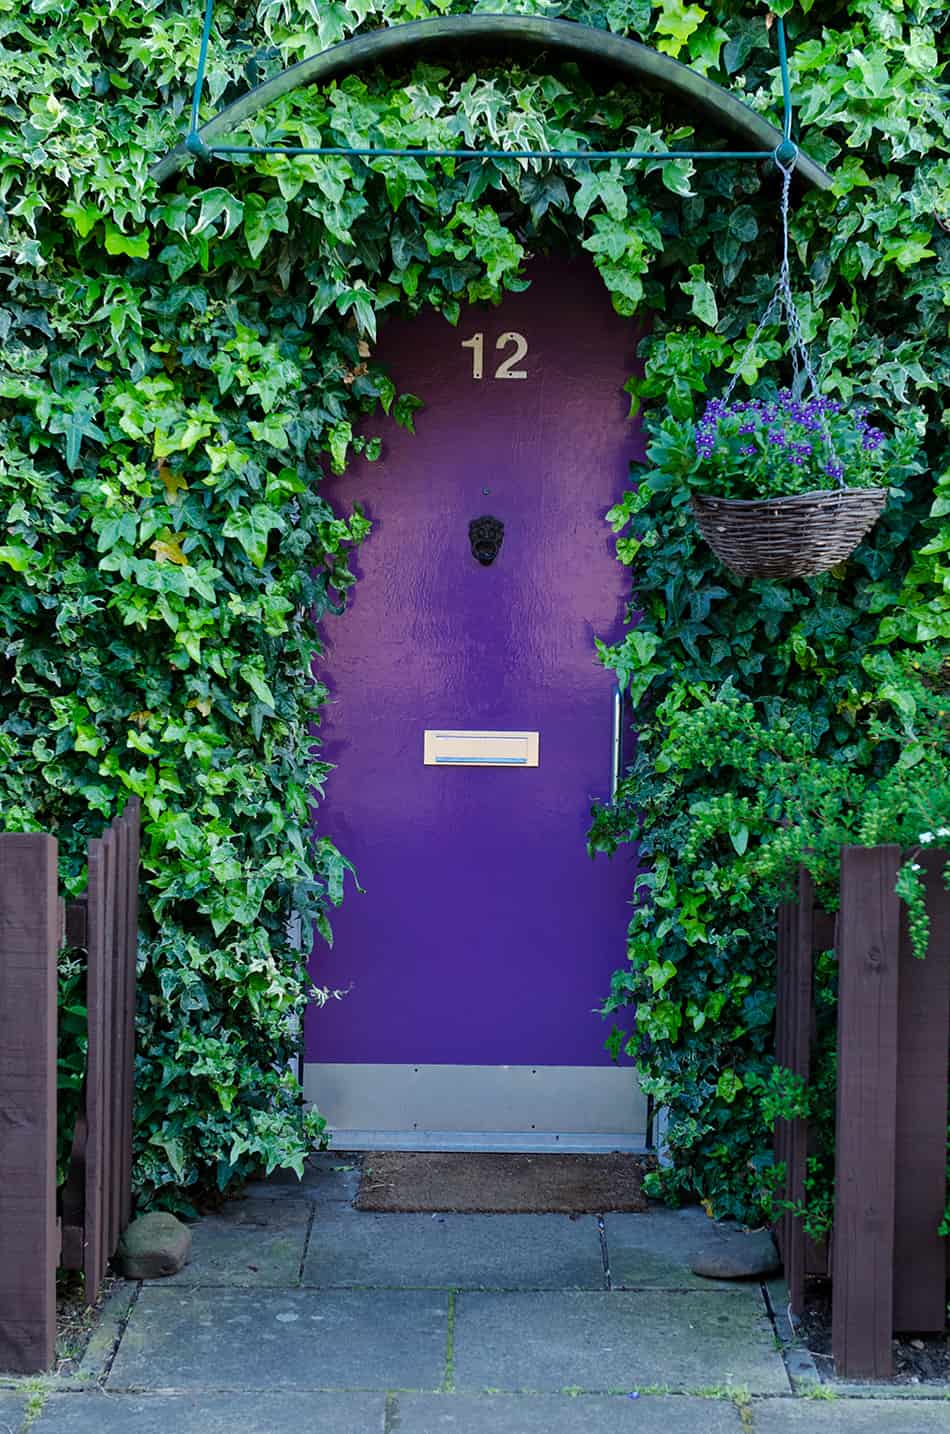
[{"left": 305, "top": 260, "right": 646, "bottom": 1144}]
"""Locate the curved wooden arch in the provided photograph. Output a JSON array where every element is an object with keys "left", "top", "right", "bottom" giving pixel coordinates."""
[{"left": 151, "top": 15, "right": 830, "bottom": 188}]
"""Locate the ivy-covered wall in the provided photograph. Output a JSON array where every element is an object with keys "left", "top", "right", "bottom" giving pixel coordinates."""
[{"left": 1, "top": 0, "right": 946, "bottom": 1213}]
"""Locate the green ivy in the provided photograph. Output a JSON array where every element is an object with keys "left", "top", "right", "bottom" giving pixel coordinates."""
[{"left": 1, "top": 0, "right": 947, "bottom": 1213}]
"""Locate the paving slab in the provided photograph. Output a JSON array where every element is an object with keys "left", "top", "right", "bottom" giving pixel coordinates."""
[
  {"left": 107, "top": 1287, "right": 447, "bottom": 1392},
  {"left": 453, "top": 1289, "right": 789, "bottom": 1394},
  {"left": 604, "top": 1208, "right": 745, "bottom": 1289},
  {"left": 303, "top": 1210, "right": 605, "bottom": 1289},
  {"left": 30, "top": 1391, "right": 385, "bottom": 1433},
  {"left": 244, "top": 1153, "right": 362, "bottom": 1206},
  {"left": 395, "top": 1392, "right": 745, "bottom": 1432},
  {"left": 751, "top": 1398, "right": 950, "bottom": 1432},
  {"left": 0, "top": 1392, "right": 25, "bottom": 1434},
  {"left": 154, "top": 1197, "right": 312, "bottom": 1286}
]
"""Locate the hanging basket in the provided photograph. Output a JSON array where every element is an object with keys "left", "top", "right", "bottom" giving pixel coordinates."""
[{"left": 690, "top": 485, "right": 888, "bottom": 580}]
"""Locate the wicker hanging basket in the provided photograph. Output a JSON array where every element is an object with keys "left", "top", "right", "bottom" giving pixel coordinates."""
[{"left": 690, "top": 486, "right": 888, "bottom": 580}]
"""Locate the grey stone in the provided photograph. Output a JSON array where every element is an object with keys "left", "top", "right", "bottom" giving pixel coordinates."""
[
  {"left": 302, "top": 1209, "right": 605, "bottom": 1290},
  {"left": 107, "top": 1287, "right": 448, "bottom": 1392},
  {"left": 690, "top": 1230, "right": 780, "bottom": 1280},
  {"left": 453, "top": 1289, "right": 789, "bottom": 1395},
  {"left": 31, "top": 1392, "right": 385, "bottom": 1433},
  {"left": 605, "top": 1207, "right": 743, "bottom": 1289},
  {"left": 117, "top": 1212, "right": 191, "bottom": 1280},
  {"left": 395, "top": 1393, "right": 744, "bottom": 1432},
  {"left": 751, "top": 1399, "right": 950, "bottom": 1433},
  {"left": 0, "top": 1391, "right": 25, "bottom": 1434},
  {"left": 155, "top": 1197, "right": 311, "bottom": 1286}
]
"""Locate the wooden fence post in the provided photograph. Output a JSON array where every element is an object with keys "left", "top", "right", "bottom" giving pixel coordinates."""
[
  {"left": 892, "top": 848, "right": 950, "bottom": 1333},
  {"left": 0, "top": 834, "right": 59, "bottom": 1374},
  {"left": 832, "top": 844, "right": 902, "bottom": 1379}
]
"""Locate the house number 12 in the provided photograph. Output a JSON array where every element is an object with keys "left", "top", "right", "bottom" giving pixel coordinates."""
[{"left": 461, "top": 332, "right": 528, "bottom": 380}]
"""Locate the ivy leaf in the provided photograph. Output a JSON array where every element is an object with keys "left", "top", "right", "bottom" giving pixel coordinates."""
[
  {"left": 680, "top": 265, "right": 718, "bottom": 327},
  {"left": 654, "top": 0, "right": 708, "bottom": 57},
  {"left": 104, "top": 222, "right": 149, "bottom": 259},
  {"left": 151, "top": 531, "right": 189, "bottom": 566},
  {"left": 248, "top": 413, "right": 292, "bottom": 451},
  {"left": 239, "top": 661, "right": 275, "bottom": 709},
  {"left": 0, "top": 541, "right": 39, "bottom": 572},
  {"left": 159, "top": 462, "right": 189, "bottom": 505},
  {"left": 715, "top": 1070, "right": 744, "bottom": 1104},
  {"left": 191, "top": 188, "right": 244, "bottom": 238},
  {"left": 574, "top": 169, "right": 628, "bottom": 223},
  {"left": 688, "top": 23, "right": 729, "bottom": 76},
  {"left": 222, "top": 505, "right": 284, "bottom": 568},
  {"left": 243, "top": 194, "right": 290, "bottom": 261}
]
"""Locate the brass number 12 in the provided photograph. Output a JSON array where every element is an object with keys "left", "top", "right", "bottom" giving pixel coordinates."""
[{"left": 461, "top": 331, "right": 528, "bottom": 380}]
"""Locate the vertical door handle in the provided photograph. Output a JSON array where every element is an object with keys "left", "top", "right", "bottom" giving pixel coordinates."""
[{"left": 611, "top": 682, "right": 623, "bottom": 803}]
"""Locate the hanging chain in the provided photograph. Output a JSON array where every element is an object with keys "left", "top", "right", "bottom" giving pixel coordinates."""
[{"left": 722, "top": 150, "right": 843, "bottom": 486}]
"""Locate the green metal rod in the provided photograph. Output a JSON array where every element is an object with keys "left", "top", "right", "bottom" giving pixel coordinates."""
[
  {"left": 190, "top": 0, "right": 215, "bottom": 139},
  {"left": 776, "top": 17, "right": 793, "bottom": 142},
  {"left": 207, "top": 143, "right": 777, "bottom": 161}
]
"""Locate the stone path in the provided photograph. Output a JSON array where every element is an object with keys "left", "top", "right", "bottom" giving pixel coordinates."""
[{"left": 2, "top": 1156, "right": 948, "bottom": 1432}]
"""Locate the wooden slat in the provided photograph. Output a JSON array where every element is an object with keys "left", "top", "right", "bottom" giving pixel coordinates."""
[
  {"left": 892, "top": 848, "right": 950, "bottom": 1331},
  {"left": 832, "top": 845, "right": 901, "bottom": 1379},
  {"left": 773, "top": 896, "right": 793, "bottom": 1274},
  {"left": 109, "top": 816, "right": 129, "bottom": 1266},
  {"left": 65, "top": 898, "right": 87, "bottom": 951},
  {"left": 789, "top": 869, "right": 814, "bottom": 1317},
  {"left": 0, "top": 834, "right": 59, "bottom": 1373},
  {"left": 83, "top": 835, "right": 107, "bottom": 1304},
  {"left": 120, "top": 801, "right": 140, "bottom": 1230}
]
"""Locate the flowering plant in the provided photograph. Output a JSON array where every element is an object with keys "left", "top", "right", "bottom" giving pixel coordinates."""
[{"left": 689, "top": 390, "right": 890, "bottom": 499}]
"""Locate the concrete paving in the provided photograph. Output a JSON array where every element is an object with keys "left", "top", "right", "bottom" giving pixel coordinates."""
[
  {"left": 0, "top": 1392, "right": 25, "bottom": 1434},
  {"left": 5, "top": 1154, "right": 948, "bottom": 1432},
  {"left": 604, "top": 1207, "right": 746, "bottom": 1289},
  {"left": 29, "top": 1391, "right": 387, "bottom": 1433},
  {"left": 393, "top": 1392, "right": 746, "bottom": 1431},
  {"left": 108, "top": 1287, "right": 449, "bottom": 1391},
  {"left": 751, "top": 1401, "right": 950, "bottom": 1432},
  {"left": 154, "top": 1195, "right": 313, "bottom": 1287},
  {"left": 452, "top": 1288, "right": 788, "bottom": 1394},
  {"left": 302, "top": 1209, "right": 606, "bottom": 1290}
]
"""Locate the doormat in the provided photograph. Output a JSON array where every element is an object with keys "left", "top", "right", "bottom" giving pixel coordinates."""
[{"left": 354, "top": 1151, "right": 654, "bottom": 1214}]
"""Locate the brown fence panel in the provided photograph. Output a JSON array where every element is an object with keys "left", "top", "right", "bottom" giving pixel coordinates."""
[
  {"left": 60, "top": 799, "right": 140, "bottom": 1305},
  {"left": 892, "top": 849, "right": 950, "bottom": 1333},
  {"left": 85, "top": 799, "right": 140, "bottom": 1303},
  {"left": 0, "top": 834, "right": 59, "bottom": 1373},
  {"left": 832, "top": 844, "right": 902, "bottom": 1379}
]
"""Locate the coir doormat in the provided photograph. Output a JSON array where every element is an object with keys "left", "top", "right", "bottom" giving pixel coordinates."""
[{"left": 355, "top": 1151, "right": 653, "bottom": 1214}]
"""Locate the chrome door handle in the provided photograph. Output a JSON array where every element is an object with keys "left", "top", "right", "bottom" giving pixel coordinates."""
[{"left": 611, "top": 682, "right": 623, "bottom": 803}]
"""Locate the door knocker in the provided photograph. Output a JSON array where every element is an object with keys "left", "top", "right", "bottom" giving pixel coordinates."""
[{"left": 469, "top": 515, "right": 504, "bottom": 566}]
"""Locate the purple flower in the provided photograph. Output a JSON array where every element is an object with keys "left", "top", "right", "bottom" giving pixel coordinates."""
[
  {"left": 825, "top": 459, "right": 845, "bottom": 481},
  {"left": 768, "top": 429, "right": 787, "bottom": 446},
  {"left": 740, "top": 444, "right": 755, "bottom": 455}
]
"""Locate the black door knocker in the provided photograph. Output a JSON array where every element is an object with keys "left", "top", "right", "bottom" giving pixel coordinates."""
[{"left": 469, "top": 515, "right": 504, "bottom": 566}]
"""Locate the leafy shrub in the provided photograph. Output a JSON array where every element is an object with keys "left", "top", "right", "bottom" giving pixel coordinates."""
[{"left": 0, "top": 0, "right": 947, "bottom": 1215}]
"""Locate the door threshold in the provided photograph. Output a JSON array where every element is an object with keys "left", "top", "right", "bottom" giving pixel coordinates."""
[{"left": 328, "top": 1129, "right": 651, "bottom": 1154}]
